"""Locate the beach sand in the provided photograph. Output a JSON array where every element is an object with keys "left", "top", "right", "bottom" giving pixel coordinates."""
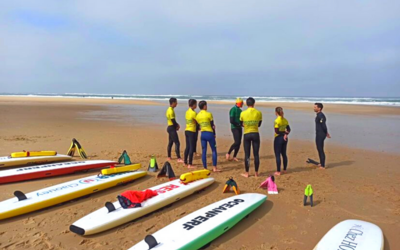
[{"left": 0, "top": 97, "right": 399, "bottom": 250}]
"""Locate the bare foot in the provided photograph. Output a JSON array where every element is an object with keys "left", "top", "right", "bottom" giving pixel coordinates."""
[
  {"left": 319, "top": 166, "right": 325, "bottom": 170},
  {"left": 226, "top": 153, "right": 230, "bottom": 160},
  {"left": 255, "top": 172, "right": 259, "bottom": 177},
  {"left": 167, "top": 157, "right": 172, "bottom": 161},
  {"left": 241, "top": 173, "right": 249, "bottom": 178},
  {"left": 195, "top": 153, "right": 201, "bottom": 157},
  {"left": 213, "top": 167, "right": 222, "bottom": 172},
  {"left": 187, "top": 164, "right": 196, "bottom": 169},
  {"left": 233, "top": 157, "right": 239, "bottom": 162},
  {"left": 177, "top": 159, "right": 184, "bottom": 163},
  {"left": 283, "top": 170, "right": 287, "bottom": 174},
  {"left": 274, "top": 172, "right": 281, "bottom": 176}
]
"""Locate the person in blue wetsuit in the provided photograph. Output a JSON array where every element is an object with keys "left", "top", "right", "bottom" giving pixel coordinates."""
[{"left": 195, "top": 101, "right": 221, "bottom": 172}]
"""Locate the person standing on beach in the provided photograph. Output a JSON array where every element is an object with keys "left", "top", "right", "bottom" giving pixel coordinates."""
[
  {"left": 314, "top": 103, "right": 331, "bottom": 169},
  {"left": 196, "top": 101, "right": 221, "bottom": 172},
  {"left": 226, "top": 98, "right": 243, "bottom": 162},
  {"left": 184, "top": 99, "right": 198, "bottom": 169},
  {"left": 166, "top": 98, "right": 184, "bottom": 163},
  {"left": 274, "top": 107, "right": 291, "bottom": 176},
  {"left": 240, "top": 97, "right": 262, "bottom": 178}
]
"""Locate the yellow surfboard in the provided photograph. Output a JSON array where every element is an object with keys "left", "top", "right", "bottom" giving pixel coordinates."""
[
  {"left": 0, "top": 171, "right": 147, "bottom": 220},
  {"left": 0, "top": 154, "right": 72, "bottom": 168},
  {"left": 180, "top": 169, "right": 211, "bottom": 184},
  {"left": 101, "top": 164, "right": 141, "bottom": 175},
  {"left": 11, "top": 151, "right": 57, "bottom": 158}
]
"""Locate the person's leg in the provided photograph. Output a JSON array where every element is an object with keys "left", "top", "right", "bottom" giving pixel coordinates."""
[
  {"left": 194, "top": 130, "right": 199, "bottom": 155},
  {"left": 208, "top": 133, "right": 220, "bottom": 172},
  {"left": 253, "top": 133, "right": 260, "bottom": 176},
  {"left": 184, "top": 131, "right": 190, "bottom": 164},
  {"left": 170, "top": 129, "right": 182, "bottom": 161},
  {"left": 188, "top": 131, "right": 196, "bottom": 168},
  {"left": 201, "top": 132, "right": 208, "bottom": 169},
  {"left": 233, "top": 128, "right": 243, "bottom": 158},
  {"left": 227, "top": 128, "right": 240, "bottom": 160},
  {"left": 316, "top": 135, "right": 326, "bottom": 168},
  {"left": 227, "top": 129, "right": 235, "bottom": 159},
  {"left": 274, "top": 136, "right": 282, "bottom": 174},
  {"left": 320, "top": 136, "right": 326, "bottom": 167},
  {"left": 242, "top": 134, "right": 251, "bottom": 177},
  {"left": 233, "top": 128, "right": 243, "bottom": 161},
  {"left": 167, "top": 127, "right": 174, "bottom": 159},
  {"left": 282, "top": 139, "right": 288, "bottom": 171}
]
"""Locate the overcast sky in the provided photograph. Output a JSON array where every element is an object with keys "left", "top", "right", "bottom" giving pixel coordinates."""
[{"left": 1, "top": 1, "right": 399, "bottom": 97}]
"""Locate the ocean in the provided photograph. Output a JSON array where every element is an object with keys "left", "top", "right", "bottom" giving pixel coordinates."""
[{"left": 1, "top": 93, "right": 400, "bottom": 106}]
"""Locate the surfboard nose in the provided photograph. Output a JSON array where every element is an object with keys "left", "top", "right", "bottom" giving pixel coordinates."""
[{"left": 69, "top": 225, "right": 85, "bottom": 235}]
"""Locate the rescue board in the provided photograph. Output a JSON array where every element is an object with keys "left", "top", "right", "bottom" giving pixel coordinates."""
[
  {"left": 70, "top": 177, "right": 215, "bottom": 235},
  {"left": 129, "top": 193, "right": 267, "bottom": 250},
  {"left": 0, "top": 171, "right": 147, "bottom": 220},
  {"left": 0, "top": 160, "right": 117, "bottom": 184}
]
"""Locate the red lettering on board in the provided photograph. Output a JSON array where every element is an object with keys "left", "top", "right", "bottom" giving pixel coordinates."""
[{"left": 154, "top": 184, "right": 180, "bottom": 194}]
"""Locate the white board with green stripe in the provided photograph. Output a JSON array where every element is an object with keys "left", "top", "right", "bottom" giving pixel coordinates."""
[{"left": 129, "top": 193, "right": 267, "bottom": 250}]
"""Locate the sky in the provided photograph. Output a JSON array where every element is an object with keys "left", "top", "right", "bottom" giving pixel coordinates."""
[{"left": 1, "top": 1, "right": 399, "bottom": 97}]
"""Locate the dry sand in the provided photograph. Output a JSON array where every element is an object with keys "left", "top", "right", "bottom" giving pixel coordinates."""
[{"left": 0, "top": 97, "right": 399, "bottom": 250}]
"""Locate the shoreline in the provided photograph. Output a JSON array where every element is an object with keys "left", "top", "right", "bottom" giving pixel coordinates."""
[{"left": 1, "top": 95, "right": 400, "bottom": 116}]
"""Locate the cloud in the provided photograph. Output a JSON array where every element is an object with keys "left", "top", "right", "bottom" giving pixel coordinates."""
[{"left": 1, "top": 0, "right": 399, "bottom": 96}]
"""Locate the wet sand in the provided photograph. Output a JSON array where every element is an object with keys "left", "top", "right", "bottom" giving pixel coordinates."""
[{"left": 0, "top": 97, "right": 399, "bottom": 250}]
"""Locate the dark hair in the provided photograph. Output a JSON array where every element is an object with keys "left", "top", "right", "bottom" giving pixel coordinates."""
[
  {"left": 315, "top": 103, "right": 323, "bottom": 110},
  {"left": 246, "top": 97, "right": 255, "bottom": 106},
  {"left": 188, "top": 99, "right": 197, "bottom": 107},
  {"left": 198, "top": 100, "right": 207, "bottom": 110},
  {"left": 169, "top": 98, "right": 177, "bottom": 105}
]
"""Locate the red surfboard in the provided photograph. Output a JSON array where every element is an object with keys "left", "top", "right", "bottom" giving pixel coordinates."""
[{"left": 0, "top": 160, "right": 117, "bottom": 184}]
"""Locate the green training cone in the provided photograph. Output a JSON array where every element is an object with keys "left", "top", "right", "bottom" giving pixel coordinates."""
[{"left": 148, "top": 155, "right": 159, "bottom": 172}]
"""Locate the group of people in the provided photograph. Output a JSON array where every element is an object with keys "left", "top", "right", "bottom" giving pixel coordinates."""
[{"left": 165, "top": 97, "right": 330, "bottom": 177}]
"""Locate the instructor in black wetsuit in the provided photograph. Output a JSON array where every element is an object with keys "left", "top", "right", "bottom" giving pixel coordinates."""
[{"left": 314, "top": 103, "right": 331, "bottom": 169}]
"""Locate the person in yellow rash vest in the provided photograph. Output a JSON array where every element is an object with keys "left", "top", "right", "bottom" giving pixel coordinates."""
[
  {"left": 196, "top": 101, "right": 221, "bottom": 172},
  {"left": 240, "top": 97, "right": 262, "bottom": 178},
  {"left": 166, "top": 98, "right": 183, "bottom": 163},
  {"left": 184, "top": 99, "right": 198, "bottom": 169},
  {"left": 273, "top": 107, "right": 291, "bottom": 176}
]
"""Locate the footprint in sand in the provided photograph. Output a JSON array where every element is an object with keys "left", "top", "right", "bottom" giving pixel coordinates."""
[{"left": 23, "top": 217, "right": 36, "bottom": 225}]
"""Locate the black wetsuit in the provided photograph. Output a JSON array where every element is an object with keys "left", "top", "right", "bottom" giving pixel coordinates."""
[
  {"left": 228, "top": 106, "right": 243, "bottom": 157},
  {"left": 244, "top": 133, "right": 260, "bottom": 172},
  {"left": 315, "top": 112, "right": 328, "bottom": 167},
  {"left": 167, "top": 119, "right": 181, "bottom": 159},
  {"left": 184, "top": 131, "right": 196, "bottom": 165},
  {"left": 193, "top": 126, "right": 199, "bottom": 154},
  {"left": 274, "top": 125, "right": 291, "bottom": 172}
]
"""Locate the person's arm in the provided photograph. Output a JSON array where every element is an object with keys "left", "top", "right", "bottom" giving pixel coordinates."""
[
  {"left": 274, "top": 128, "right": 286, "bottom": 135},
  {"left": 171, "top": 119, "right": 178, "bottom": 128},
  {"left": 258, "top": 121, "right": 262, "bottom": 127},
  {"left": 210, "top": 120, "right": 216, "bottom": 135},
  {"left": 230, "top": 117, "right": 241, "bottom": 127},
  {"left": 321, "top": 115, "right": 328, "bottom": 135},
  {"left": 285, "top": 125, "right": 291, "bottom": 134},
  {"left": 229, "top": 108, "right": 240, "bottom": 127}
]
